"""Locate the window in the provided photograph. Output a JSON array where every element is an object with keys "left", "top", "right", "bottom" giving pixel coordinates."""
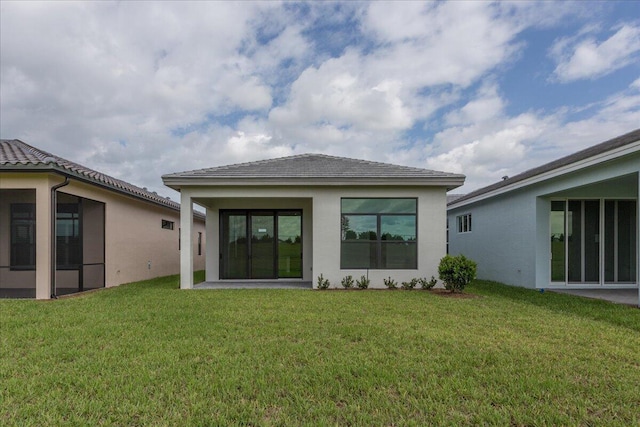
[
  {"left": 57, "top": 203, "right": 81, "bottom": 269},
  {"left": 341, "top": 198, "right": 417, "bottom": 269},
  {"left": 162, "top": 219, "right": 174, "bottom": 230},
  {"left": 10, "top": 203, "right": 36, "bottom": 270},
  {"left": 457, "top": 213, "right": 472, "bottom": 233},
  {"left": 446, "top": 219, "right": 449, "bottom": 254},
  {"left": 198, "top": 232, "right": 202, "bottom": 256}
]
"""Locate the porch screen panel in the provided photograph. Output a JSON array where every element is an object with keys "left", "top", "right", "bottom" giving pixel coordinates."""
[
  {"left": 583, "top": 200, "right": 600, "bottom": 283},
  {"left": 550, "top": 201, "right": 565, "bottom": 282},
  {"left": 617, "top": 200, "right": 637, "bottom": 282},
  {"left": 567, "top": 201, "right": 582, "bottom": 282},
  {"left": 604, "top": 200, "right": 636, "bottom": 283},
  {"left": 604, "top": 201, "right": 615, "bottom": 282},
  {"left": 57, "top": 203, "right": 81, "bottom": 269},
  {"left": 83, "top": 198, "right": 106, "bottom": 290},
  {"left": 10, "top": 203, "right": 36, "bottom": 270}
]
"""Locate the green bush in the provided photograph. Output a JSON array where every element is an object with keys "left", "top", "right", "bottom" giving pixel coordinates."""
[
  {"left": 438, "top": 254, "right": 477, "bottom": 292},
  {"left": 317, "top": 274, "right": 330, "bottom": 290},
  {"left": 419, "top": 276, "right": 437, "bottom": 290},
  {"left": 341, "top": 275, "right": 354, "bottom": 289},
  {"left": 401, "top": 278, "right": 418, "bottom": 290},
  {"left": 383, "top": 276, "right": 398, "bottom": 289},
  {"left": 356, "top": 275, "right": 370, "bottom": 289}
]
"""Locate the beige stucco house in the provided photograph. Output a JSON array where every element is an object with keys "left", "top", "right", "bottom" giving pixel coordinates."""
[
  {"left": 0, "top": 139, "right": 206, "bottom": 299},
  {"left": 162, "top": 154, "right": 465, "bottom": 289}
]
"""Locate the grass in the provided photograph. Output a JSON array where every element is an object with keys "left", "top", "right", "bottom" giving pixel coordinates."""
[{"left": 1, "top": 277, "right": 639, "bottom": 426}]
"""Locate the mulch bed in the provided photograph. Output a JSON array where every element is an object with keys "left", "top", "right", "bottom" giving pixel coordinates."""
[{"left": 318, "top": 288, "right": 481, "bottom": 299}]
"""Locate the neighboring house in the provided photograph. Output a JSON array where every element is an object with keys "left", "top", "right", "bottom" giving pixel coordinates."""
[
  {"left": 162, "top": 154, "right": 465, "bottom": 289},
  {"left": 0, "top": 139, "right": 206, "bottom": 299},
  {"left": 447, "top": 129, "right": 639, "bottom": 291}
]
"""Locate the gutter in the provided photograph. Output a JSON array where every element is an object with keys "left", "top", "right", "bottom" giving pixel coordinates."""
[{"left": 50, "top": 176, "right": 69, "bottom": 298}]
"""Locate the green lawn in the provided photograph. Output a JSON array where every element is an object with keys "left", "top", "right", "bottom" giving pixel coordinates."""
[{"left": 1, "top": 276, "right": 639, "bottom": 426}]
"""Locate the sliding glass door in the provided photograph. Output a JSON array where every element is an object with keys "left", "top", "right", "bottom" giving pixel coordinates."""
[
  {"left": 278, "top": 213, "right": 302, "bottom": 278},
  {"left": 566, "top": 200, "right": 600, "bottom": 283},
  {"left": 604, "top": 200, "right": 637, "bottom": 283},
  {"left": 550, "top": 199, "right": 637, "bottom": 285},
  {"left": 221, "top": 213, "right": 248, "bottom": 279},
  {"left": 221, "top": 210, "right": 302, "bottom": 279},
  {"left": 250, "top": 213, "right": 275, "bottom": 279},
  {"left": 550, "top": 201, "right": 566, "bottom": 282}
]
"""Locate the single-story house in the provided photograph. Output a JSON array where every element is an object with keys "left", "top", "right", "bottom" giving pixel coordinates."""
[
  {"left": 162, "top": 154, "right": 465, "bottom": 289},
  {"left": 0, "top": 139, "right": 206, "bottom": 299},
  {"left": 447, "top": 129, "right": 639, "bottom": 293}
]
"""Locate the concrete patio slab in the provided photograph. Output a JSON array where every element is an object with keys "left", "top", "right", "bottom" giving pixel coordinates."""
[
  {"left": 194, "top": 281, "right": 313, "bottom": 290},
  {"left": 551, "top": 289, "right": 639, "bottom": 307}
]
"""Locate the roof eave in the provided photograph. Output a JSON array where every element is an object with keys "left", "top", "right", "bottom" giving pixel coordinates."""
[{"left": 162, "top": 175, "right": 466, "bottom": 191}]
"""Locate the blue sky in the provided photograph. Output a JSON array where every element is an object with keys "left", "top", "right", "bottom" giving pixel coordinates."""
[{"left": 1, "top": 1, "right": 639, "bottom": 198}]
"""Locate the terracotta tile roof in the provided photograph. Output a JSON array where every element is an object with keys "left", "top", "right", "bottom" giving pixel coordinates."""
[
  {"left": 449, "top": 128, "right": 640, "bottom": 207},
  {"left": 163, "top": 153, "right": 465, "bottom": 181},
  {"left": 1, "top": 139, "right": 188, "bottom": 213}
]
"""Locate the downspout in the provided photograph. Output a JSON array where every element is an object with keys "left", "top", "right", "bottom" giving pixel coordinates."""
[{"left": 51, "top": 177, "right": 70, "bottom": 299}]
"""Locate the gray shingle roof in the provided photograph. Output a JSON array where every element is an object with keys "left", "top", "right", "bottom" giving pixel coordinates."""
[
  {"left": 163, "top": 153, "right": 465, "bottom": 181},
  {"left": 1, "top": 139, "right": 184, "bottom": 212},
  {"left": 446, "top": 194, "right": 466, "bottom": 204},
  {"left": 449, "top": 128, "right": 640, "bottom": 207}
]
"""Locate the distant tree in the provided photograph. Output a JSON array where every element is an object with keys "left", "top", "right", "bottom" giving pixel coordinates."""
[
  {"left": 358, "top": 231, "right": 377, "bottom": 240},
  {"left": 341, "top": 216, "right": 350, "bottom": 240}
]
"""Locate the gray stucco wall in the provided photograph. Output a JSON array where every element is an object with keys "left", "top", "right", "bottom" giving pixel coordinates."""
[{"left": 448, "top": 190, "right": 538, "bottom": 288}]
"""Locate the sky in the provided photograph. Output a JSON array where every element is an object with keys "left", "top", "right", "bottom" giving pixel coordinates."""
[{"left": 1, "top": 1, "right": 639, "bottom": 199}]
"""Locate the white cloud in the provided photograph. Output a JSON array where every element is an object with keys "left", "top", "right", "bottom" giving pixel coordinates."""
[
  {"left": 223, "top": 131, "right": 292, "bottom": 164},
  {"left": 269, "top": 53, "right": 412, "bottom": 134},
  {"left": 444, "top": 84, "right": 505, "bottom": 127},
  {"left": 425, "top": 83, "right": 549, "bottom": 187},
  {"left": 362, "top": 1, "right": 523, "bottom": 89},
  {"left": 0, "top": 1, "right": 290, "bottom": 196},
  {"left": 265, "top": 1, "right": 533, "bottom": 157},
  {"left": 423, "top": 78, "right": 640, "bottom": 192},
  {"left": 551, "top": 24, "right": 640, "bottom": 82},
  {"left": 1, "top": 1, "right": 638, "bottom": 200}
]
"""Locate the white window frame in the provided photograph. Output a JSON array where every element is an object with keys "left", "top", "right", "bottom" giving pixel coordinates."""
[{"left": 457, "top": 213, "right": 472, "bottom": 233}]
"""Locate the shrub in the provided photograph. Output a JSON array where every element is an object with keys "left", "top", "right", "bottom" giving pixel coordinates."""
[
  {"left": 341, "top": 275, "right": 354, "bottom": 289},
  {"left": 401, "top": 278, "right": 418, "bottom": 290},
  {"left": 383, "top": 276, "right": 398, "bottom": 289},
  {"left": 317, "top": 274, "right": 330, "bottom": 290},
  {"left": 438, "top": 254, "right": 477, "bottom": 292},
  {"left": 356, "top": 275, "right": 370, "bottom": 289},
  {"left": 419, "top": 276, "right": 437, "bottom": 290}
]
